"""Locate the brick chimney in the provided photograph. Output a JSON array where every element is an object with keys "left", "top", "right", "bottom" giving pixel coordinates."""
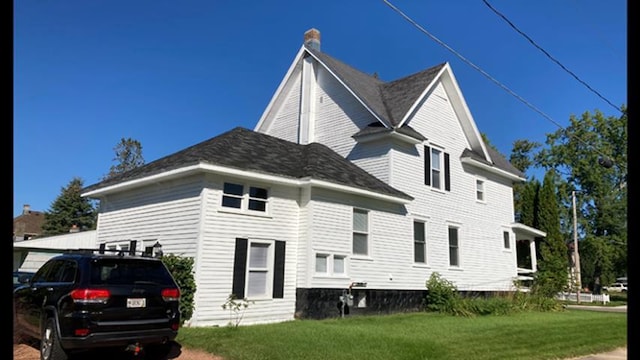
[
  {"left": 69, "top": 224, "right": 79, "bottom": 233},
  {"left": 23, "top": 204, "right": 31, "bottom": 215},
  {"left": 304, "top": 28, "right": 320, "bottom": 51}
]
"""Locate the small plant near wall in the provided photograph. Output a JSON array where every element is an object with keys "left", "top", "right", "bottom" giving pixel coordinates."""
[{"left": 221, "top": 294, "right": 254, "bottom": 328}]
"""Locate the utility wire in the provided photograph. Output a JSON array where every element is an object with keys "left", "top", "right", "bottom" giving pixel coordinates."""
[
  {"left": 482, "top": 0, "right": 623, "bottom": 114},
  {"left": 381, "top": 0, "right": 621, "bottom": 170}
]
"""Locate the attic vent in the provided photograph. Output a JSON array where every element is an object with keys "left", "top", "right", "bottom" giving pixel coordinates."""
[{"left": 304, "top": 28, "right": 321, "bottom": 51}]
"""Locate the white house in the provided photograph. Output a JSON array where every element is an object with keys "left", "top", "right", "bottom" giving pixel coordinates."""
[{"left": 80, "top": 29, "right": 544, "bottom": 327}]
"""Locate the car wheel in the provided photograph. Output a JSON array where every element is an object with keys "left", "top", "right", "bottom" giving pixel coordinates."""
[{"left": 41, "top": 317, "right": 68, "bottom": 360}]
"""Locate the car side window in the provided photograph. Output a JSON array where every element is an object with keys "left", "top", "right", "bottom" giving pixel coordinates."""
[{"left": 31, "top": 261, "right": 55, "bottom": 283}]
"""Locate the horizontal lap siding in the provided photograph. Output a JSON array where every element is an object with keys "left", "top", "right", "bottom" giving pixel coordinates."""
[
  {"left": 263, "top": 72, "right": 301, "bottom": 142},
  {"left": 307, "top": 189, "right": 422, "bottom": 290},
  {"left": 314, "top": 66, "right": 379, "bottom": 158},
  {"left": 96, "top": 175, "right": 203, "bottom": 258},
  {"left": 191, "top": 175, "right": 299, "bottom": 327},
  {"left": 392, "top": 82, "right": 516, "bottom": 291}
]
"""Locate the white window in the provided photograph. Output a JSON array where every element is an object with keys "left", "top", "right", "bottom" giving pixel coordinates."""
[
  {"left": 503, "top": 231, "right": 511, "bottom": 249},
  {"left": 414, "top": 221, "right": 426, "bottom": 263},
  {"left": 431, "top": 148, "right": 442, "bottom": 189},
  {"left": 448, "top": 226, "right": 460, "bottom": 267},
  {"left": 476, "top": 179, "right": 485, "bottom": 201},
  {"left": 315, "top": 254, "right": 347, "bottom": 275},
  {"left": 222, "top": 182, "right": 269, "bottom": 213},
  {"left": 315, "top": 254, "right": 328, "bottom": 273},
  {"left": 352, "top": 209, "right": 369, "bottom": 256},
  {"left": 247, "top": 242, "right": 272, "bottom": 297}
]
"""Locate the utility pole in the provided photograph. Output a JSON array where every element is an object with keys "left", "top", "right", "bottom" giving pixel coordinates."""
[{"left": 572, "top": 190, "right": 581, "bottom": 304}]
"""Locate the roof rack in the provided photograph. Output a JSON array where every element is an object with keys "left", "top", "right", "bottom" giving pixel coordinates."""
[{"left": 63, "top": 240, "right": 160, "bottom": 258}]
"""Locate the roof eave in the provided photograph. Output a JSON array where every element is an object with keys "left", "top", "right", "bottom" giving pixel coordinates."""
[
  {"left": 82, "top": 162, "right": 412, "bottom": 204},
  {"left": 354, "top": 130, "right": 423, "bottom": 145},
  {"left": 460, "top": 157, "right": 525, "bottom": 182}
]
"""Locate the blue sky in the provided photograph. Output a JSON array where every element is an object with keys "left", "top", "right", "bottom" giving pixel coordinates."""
[{"left": 13, "top": 0, "right": 627, "bottom": 217}]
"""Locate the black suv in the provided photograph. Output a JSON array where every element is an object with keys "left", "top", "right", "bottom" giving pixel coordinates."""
[{"left": 13, "top": 249, "right": 181, "bottom": 360}]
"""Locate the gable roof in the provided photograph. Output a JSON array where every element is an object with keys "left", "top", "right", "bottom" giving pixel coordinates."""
[
  {"left": 82, "top": 127, "right": 413, "bottom": 202},
  {"left": 257, "top": 42, "right": 523, "bottom": 181}
]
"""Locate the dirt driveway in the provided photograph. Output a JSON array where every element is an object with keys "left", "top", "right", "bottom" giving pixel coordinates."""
[{"left": 13, "top": 341, "right": 223, "bottom": 360}]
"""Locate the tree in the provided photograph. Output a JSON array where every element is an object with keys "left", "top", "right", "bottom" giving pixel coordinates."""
[
  {"left": 531, "top": 107, "right": 627, "bottom": 290},
  {"left": 42, "top": 177, "right": 97, "bottom": 236},
  {"left": 531, "top": 170, "right": 569, "bottom": 297},
  {"left": 103, "top": 137, "right": 145, "bottom": 180}
]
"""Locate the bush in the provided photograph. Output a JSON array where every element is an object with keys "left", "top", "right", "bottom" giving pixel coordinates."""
[
  {"left": 424, "top": 272, "right": 468, "bottom": 315},
  {"left": 161, "top": 254, "right": 197, "bottom": 325}
]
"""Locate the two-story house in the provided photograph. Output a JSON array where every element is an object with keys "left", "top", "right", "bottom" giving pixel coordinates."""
[{"left": 81, "top": 29, "right": 544, "bottom": 327}]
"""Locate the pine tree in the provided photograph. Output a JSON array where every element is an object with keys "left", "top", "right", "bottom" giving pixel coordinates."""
[
  {"left": 531, "top": 170, "right": 569, "bottom": 297},
  {"left": 103, "top": 137, "right": 145, "bottom": 180},
  {"left": 42, "top": 177, "right": 97, "bottom": 236}
]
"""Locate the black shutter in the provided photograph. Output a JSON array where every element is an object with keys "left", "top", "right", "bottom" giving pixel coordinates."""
[
  {"left": 272, "top": 241, "right": 286, "bottom": 299},
  {"left": 424, "top": 145, "right": 431, "bottom": 186},
  {"left": 232, "top": 238, "right": 248, "bottom": 298},
  {"left": 444, "top": 152, "right": 451, "bottom": 191}
]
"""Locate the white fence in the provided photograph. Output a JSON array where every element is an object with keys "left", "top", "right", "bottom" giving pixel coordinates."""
[{"left": 556, "top": 292, "right": 610, "bottom": 304}]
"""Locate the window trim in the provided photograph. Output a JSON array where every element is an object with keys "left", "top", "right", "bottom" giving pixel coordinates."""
[
  {"left": 314, "top": 252, "right": 348, "bottom": 276},
  {"left": 424, "top": 145, "right": 451, "bottom": 191},
  {"left": 476, "top": 178, "right": 486, "bottom": 202},
  {"left": 352, "top": 208, "right": 370, "bottom": 257},
  {"left": 448, "top": 225, "right": 461, "bottom": 268},
  {"left": 502, "top": 229, "right": 512, "bottom": 250},
  {"left": 221, "top": 182, "right": 270, "bottom": 215},
  {"left": 413, "top": 220, "right": 427, "bottom": 264}
]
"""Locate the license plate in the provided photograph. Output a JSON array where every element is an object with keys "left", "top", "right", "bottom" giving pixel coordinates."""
[{"left": 127, "top": 298, "right": 146, "bottom": 308}]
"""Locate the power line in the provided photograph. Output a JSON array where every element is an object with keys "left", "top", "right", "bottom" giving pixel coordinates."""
[
  {"left": 380, "top": 0, "right": 621, "bottom": 170},
  {"left": 482, "top": 0, "right": 623, "bottom": 114}
]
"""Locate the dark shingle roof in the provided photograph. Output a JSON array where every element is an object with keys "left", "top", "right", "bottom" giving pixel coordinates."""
[
  {"left": 461, "top": 147, "right": 524, "bottom": 179},
  {"left": 307, "top": 46, "right": 445, "bottom": 127},
  {"left": 83, "top": 127, "right": 413, "bottom": 201}
]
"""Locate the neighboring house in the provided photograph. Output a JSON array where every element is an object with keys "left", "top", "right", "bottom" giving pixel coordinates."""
[
  {"left": 12, "top": 230, "right": 98, "bottom": 271},
  {"left": 13, "top": 204, "right": 45, "bottom": 241},
  {"left": 80, "top": 29, "right": 544, "bottom": 327}
]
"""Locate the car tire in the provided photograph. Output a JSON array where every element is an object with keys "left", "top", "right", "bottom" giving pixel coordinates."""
[{"left": 41, "top": 317, "right": 68, "bottom": 360}]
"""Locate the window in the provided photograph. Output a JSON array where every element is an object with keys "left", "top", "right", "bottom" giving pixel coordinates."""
[
  {"left": 414, "top": 221, "right": 426, "bottom": 263},
  {"left": 476, "top": 179, "right": 485, "bottom": 201},
  {"left": 352, "top": 209, "right": 369, "bottom": 256},
  {"left": 448, "top": 226, "right": 459, "bottom": 267},
  {"left": 503, "top": 231, "right": 510, "bottom": 249},
  {"left": 334, "top": 256, "right": 345, "bottom": 274},
  {"left": 315, "top": 254, "right": 347, "bottom": 275},
  {"left": 232, "top": 238, "right": 286, "bottom": 299},
  {"left": 315, "top": 254, "right": 328, "bottom": 273},
  {"left": 247, "top": 243, "right": 270, "bottom": 297},
  {"left": 222, "top": 182, "right": 269, "bottom": 212},
  {"left": 424, "top": 146, "right": 451, "bottom": 191}
]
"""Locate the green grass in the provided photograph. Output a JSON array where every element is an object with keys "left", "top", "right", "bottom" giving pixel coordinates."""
[{"left": 176, "top": 310, "right": 627, "bottom": 360}]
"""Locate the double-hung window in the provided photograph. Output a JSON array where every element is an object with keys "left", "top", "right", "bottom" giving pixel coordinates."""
[
  {"left": 476, "top": 179, "right": 485, "bottom": 201},
  {"left": 232, "top": 238, "right": 286, "bottom": 299},
  {"left": 448, "top": 226, "right": 460, "bottom": 267},
  {"left": 503, "top": 231, "right": 511, "bottom": 249},
  {"left": 414, "top": 221, "right": 426, "bottom": 263},
  {"left": 222, "top": 182, "right": 269, "bottom": 213},
  {"left": 352, "top": 209, "right": 369, "bottom": 256},
  {"left": 424, "top": 145, "right": 451, "bottom": 191}
]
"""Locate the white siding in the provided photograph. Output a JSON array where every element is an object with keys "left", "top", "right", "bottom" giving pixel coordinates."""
[
  {"left": 189, "top": 174, "right": 300, "bottom": 327},
  {"left": 261, "top": 72, "right": 302, "bottom": 143},
  {"left": 96, "top": 175, "right": 204, "bottom": 259},
  {"left": 348, "top": 140, "right": 392, "bottom": 184},
  {"left": 389, "top": 81, "right": 517, "bottom": 291},
  {"left": 314, "top": 66, "right": 379, "bottom": 157}
]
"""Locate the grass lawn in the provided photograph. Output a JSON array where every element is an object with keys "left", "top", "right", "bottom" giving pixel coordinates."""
[{"left": 176, "top": 310, "right": 627, "bottom": 360}]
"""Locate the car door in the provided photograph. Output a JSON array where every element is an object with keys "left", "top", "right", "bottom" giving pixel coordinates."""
[{"left": 14, "top": 260, "right": 57, "bottom": 337}]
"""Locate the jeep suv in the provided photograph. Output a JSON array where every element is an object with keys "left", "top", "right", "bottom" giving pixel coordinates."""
[{"left": 13, "top": 249, "right": 181, "bottom": 360}]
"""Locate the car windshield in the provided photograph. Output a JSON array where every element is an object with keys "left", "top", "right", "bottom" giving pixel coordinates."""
[{"left": 90, "top": 258, "right": 175, "bottom": 286}]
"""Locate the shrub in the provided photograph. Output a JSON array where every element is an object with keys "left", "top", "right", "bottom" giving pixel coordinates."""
[
  {"left": 221, "top": 294, "right": 254, "bottom": 327},
  {"left": 161, "top": 254, "right": 197, "bottom": 325},
  {"left": 424, "top": 272, "right": 466, "bottom": 315}
]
